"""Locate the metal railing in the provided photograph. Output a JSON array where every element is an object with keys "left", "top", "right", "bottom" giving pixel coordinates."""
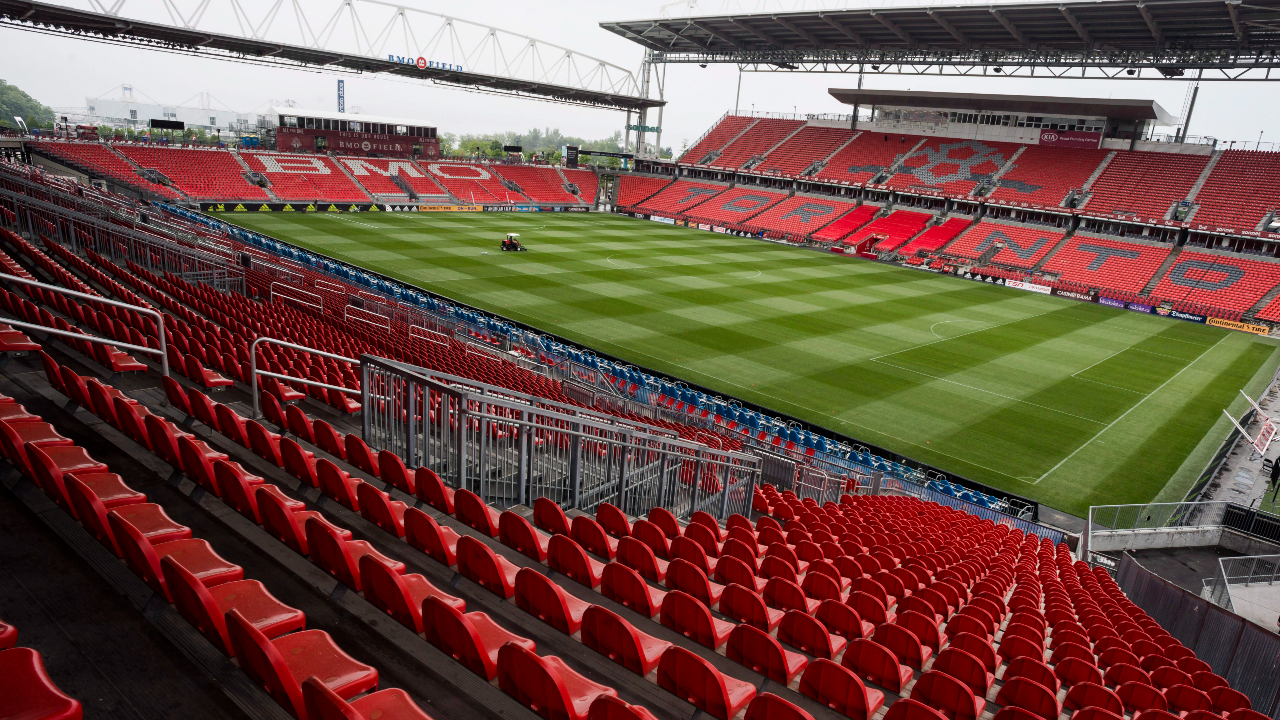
[
  {"left": 1083, "top": 501, "right": 1280, "bottom": 559},
  {"left": 361, "top": 354, "right": 761, "bottom": 521},
  {"left": 0, "top": 272, "right": 168, "bottom": 376},
  {"left": 1206, "top": 554, "right": 1280, "bottom": 612},
  {"left": 249, "top": 337, "right": 359, "bottom": 419}
]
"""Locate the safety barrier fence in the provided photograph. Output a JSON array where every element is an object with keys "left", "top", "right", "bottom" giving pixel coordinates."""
[
  {"left": 1205, "top": 554, "right": 1280, "bottom": 613},
  {"left": 0, "top": 272, "right": 168, "bottom": 376},
  {"left": 360, "top": 354, "right": 761, "bottom": 522},
  {"left": 1115, "top": 553, "right": 1280, "bottom": 719},
  {"left": 1085, "top": 501, "right": 1280, "bottom": 559}
]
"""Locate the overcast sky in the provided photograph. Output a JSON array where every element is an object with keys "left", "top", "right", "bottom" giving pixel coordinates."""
[{"left": 2, "top": 0, "right": 1272, "bottom": 150}]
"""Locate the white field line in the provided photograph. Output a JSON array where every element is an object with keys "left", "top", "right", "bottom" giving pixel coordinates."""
[
  {"left": 870, "top": 307, "right": 1060, "bottom": 361},
  {"left": 1031, "top": 334, "right": 1229, "bottom": 484}
]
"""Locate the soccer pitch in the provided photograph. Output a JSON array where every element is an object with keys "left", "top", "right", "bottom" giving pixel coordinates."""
[{"left": 222, "top": 210, "right": 1280, "bottom": 517}]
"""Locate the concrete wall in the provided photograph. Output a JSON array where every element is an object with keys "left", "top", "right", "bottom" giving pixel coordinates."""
[
  {"left": 30, "top": 154, "right": 88, "bottom": 184},
  {"left": 1100, "top": 138, "right": 1214, "bottom": 155},
  {"left": 1091, "top": 527, "right": 1225, "bottom": 552}
]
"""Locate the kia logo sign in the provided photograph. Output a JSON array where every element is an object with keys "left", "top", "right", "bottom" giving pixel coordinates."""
[{"left": 1042, "top": 133, "right": 1059, "bottom": 142}]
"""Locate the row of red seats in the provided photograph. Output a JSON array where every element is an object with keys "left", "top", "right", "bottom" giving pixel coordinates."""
[
  {"left": 895, "top": 218, "right": 972, "bottom": 257},
  {"left": 1149, "top": 250, "right": 1280, "bottom": 312},
  {"left": 944, "top": 221, "right": 1067, "bottom": 269},
  {"left": 31, "top": 140, "right": 184, "bottom": 200},
  {"left": 116, "top": 145, "right": 270, "bottom": 201},
  {"left": 419, "top": 162, "right": 529, "bottom": 204},
  {"left": 813, "top": 132, "right": 919, "bottom": 186},
  {"left": 1085, "top": 152, "right": 1209, "bottom": 224},
  {"left": 1192, "top": 150, "right": 1280, "bottom": 234},
  {"left": 882, "top": 139, "right": 1020, "bottom": 197},
  {"left": 336, "top": 157, "right": 450, "bottom": 199},
  {"left": 491, "top": 166, "right": 580, "bottom": 203},
  {"left": 812, "top": 206, "right": 877, "bottom": 243},
  {"left": 1041, "top": 235, "right": 1172, "bottom": 294},
  {"left": 682, "top": 116, "right": 757, "bottom": 165},
  {"left": 743, "top": 195, "right": 863, "bottom": 239},
  {"left": 840, "top": 210, "right": 928, "bottom": 252},
  {"left": 635, "top": 180, "right": 729, "bottom": 218},
  {"left": 615, "top": 175, "right": 673, "bottom": 209},
  {"left": 683, "top": 187, "right": 789, "bottom": 227},
  {"left": 757, "top": 126, "right": 856, "bottom": 178},
  {"left": 15, "top": 351, "right": 434, "bottom": 720},
  {"left": 239, "top": 151, "right": 372, "bottom": 203},
  {"left": 987, "top": 147, "right": 1111, "bottom": 210},
  {"left": 162, "top": 369, "right": 821, "bottom": 720},
  {"left": 561, "top": 168, "right": 601, "bottom": 205},
  {"left": 714, "top": 119, "right": 806, "bottom": 170}
]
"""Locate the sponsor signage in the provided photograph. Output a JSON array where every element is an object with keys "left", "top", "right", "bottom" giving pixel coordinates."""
[
  {"left": 649, "top": 215, "right": 676, "bottom": 225},
  {"left": 1127, "top": 302, "right": 1154, "bottom": 313},
  {"left": 203, "top": 202, "right": 374, "bottom": 213},
  {"left": 1006, "top": 280, "right": 1052, "bottom": 295},
  {"left": 337, "top": 79, "right": 344, "bottom": 113},
  {"left": 959, "top": 271, "right": 1006, "bottom": 285},
  {"left": 1208, "top": 317, "right": 1271, "bottom": 335},
  {"left": 713, "top": 227, "right": 728, "bottom": 233},
  {"left": 565, "top": 145, "right": 579, "bottom": 169},
  {"left": 388, "top": 55, "right": 463, "bottom": 72},
  {"left": 626, "top": 124, "right": 662, "bottom": 134},
  {"left": 1098, "top": 296, "right": 1127, "bottom": 309},
  {"left": 1256, "top": 418, "right": 1277, "bottom": 455},
  {"left": 276, "top": 126, "right": 440, "bottom": 158},
  {"left": 1039, "top": 129, "right": 1103, "bottom": 148},
  {"left": 1052, "top": 288, "right": 1097, "bottom": 302},
  {"left": 485, "top": 206, "right": 539, "bottom": 212},
  {"left": 1157, "top": 307, "right": 1207, "bottom": 323},
  {"left": 697, "top": 223, "right": 711, "bottom": 231},
  {"left": 565, "top": 207, "right": 590, "bottom": 212},
  {"left": 576, "top": 150, "right": 635, "bottom": 159},
  {"left": 418, "top": 205, "right": 482, "bottom": 212}
]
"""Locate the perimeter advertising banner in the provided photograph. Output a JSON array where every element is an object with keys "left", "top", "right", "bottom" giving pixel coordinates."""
[
  {"left": 204, "top": 202, "right": 376, "bottom": 212},
  {"left": 1006, "top": 280, "right": 1052, "bottom": 295},
  {"left": 1052, "top": 288, "right": 1098, "bottom": 302},
  {"left": 1208, "top": 317, "right": 1271, "bottom": 335},
  {"left": 1155, "top": 307, "right": 1207, "bottom": 323}
]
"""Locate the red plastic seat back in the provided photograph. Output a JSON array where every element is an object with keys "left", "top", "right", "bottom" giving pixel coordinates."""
[
  {"left": 1072, "top": 708, "right": 1124, "bottom": 720},
  {"left": 163, "top": 375, "right": 192, "bottom": 415},
  {"left": 848, "top": 590, "right": 889, "bottom": 625},
  {"left": 500, "top": 511, "right": 548, "bottom": 562},
  {"left": 496, "top": 642, "right": 577, "bottom": 719},
  {"left": 301, "top": 676, "right": 367, "bottom": 720},
  {"left": 727, "top": 624, "right": 796, "bottom": 684},
  {"left": 719, "top": 583, "right": 771, "bottom": 631},
  {"left": 914, "top": 669, "right": 981, "bottom": 720},
  {"left": 596, "top": 502, "right": 631, "bottom": 538},
  {"left": 225, "top": 609, "right": 306, "bottom": 717},
  {"left": 779, "top": 611, "right": 838, "bottom": 660},
  {"left": 215, "top": 404, "right": 248, "bottom": 446},
  {"left": 1119, "top": 681, "right": 1170, "bottom": 713},
  {"left": 456, "top": 535, "right": 513, "bottom": 598},
  {"left": 1065, "top": 682, "right": 1124, "bottom": 715},
  {"left": 817, "top": 599, "right": 867, "bottom": 640},
  {"left": 657, "top": 645, "right": 740, "bottom": 720},
  {"left": 177, "top": 436, "right": 217, "bottom": 493},
  {"left": 660, "top": 590, "right": 719, "bottom": 648},
  {"left": 378, "top": 451, "right": 413, "bottom": 493},
  {"left": 994, "top": 677, "right": 1058, "bottom": 720},
  {"left": 317, "top": 459, "right": 359, "bottom": 511},
  {"left": 107, "top": 511, "right": 169, "bottom": 599},
  {"left": 898, "top": 610, "right": 945, "bottom": 653},
  {"left": 313, "top": 420, "right": 346, "bottom": 459},
  {"left": 580, "top": 605, "right": 649, "bottom": 675},
  {"left": 359, "top": 555, "right": 421, "bottom": 633},
  {"left": 874, "top": 621, "right": 928, "bottom": 669},
  {"left": 933, "top": 647, "right": 991, "bottom": 697},
  {"left": 415, "top": 467, "right": 454, "bottom": 514},
  {"left": 1165, "top": 684, "right": 1212, "bottom": 714},
  {"left": 247, "top": 421, "right": 281, "bottom": 466},
  {"left": 455, "top": 489, "right": 498, "bottom": 536},
  {"left": 305, "top": 516, "right": 362, "bottom": 590},
  {"left": 667, "top": 559, "right": 715, "bottom": 607},
  {"left": 161, "top": 556, "right": 234, "bottom": 655},
  {"left": 280, "top": 437, "right": 318, "bottom": 487},
  {"left": 422, "top": 595, "right": 499, "bottom": 679},
  {"left": 670, "top": 536, "right": 711, "bottom": 575},
  {"left": 258, "top": 486, "right": 308, "bottom": 554},
  {"left": 345, "top": 434, "right": 379, "bottom": 476},
  {"left": 1055, "top": 657, "right": 1103, "bottom": 688},
  {"left": 587, "top": 696, "right": 661, "bottom": 720},
  {"left": 533, "top": 496, "right": 570, "bottom": 535},
  {"left": 547, "top": 534, "right": 598, "bottom": 589},
  {"left": 798, "top": 659, "right": 879, "bottom": 720},
  {"left": 883, "top": 698, "right": 948, "bottom": 720},
  {"left": 285, "top": 404, "right": 315, "bottom": 443},
  {"left": 763, "top": 577, "right": 809, "bottom": 614},
  {"left": 631, "top": 519, "right": 670, "bottom": 559},
  {"left": 356, "top": 482, "right": 403, "bottom": 537},
  {"left": 572, "top": 516, "right": 615, "bottom": 559},
  {"left": 647, "top": 507, "right": 681, "bottom": 540},
  {"left": 745, "top": 693, "right": 817, "bottom": 720},
  {"left": 1209, "top": 686, "right": 1251, "bottom": 713},
  {"left": 514, "top": 567, "right": 576, "bottom": 633},
  {"left": 405, "top": 507, "right": 456, "bottom": 565},
  {"left": 948, "top": 633, "right": 997, "bottom": 673},
  {"left": 214, "top": 460, "right": 262, "bottom": 522},
  {"left": 842, "top": 638, "right": 908, "bottom": 693},
  {"left": 1105, "top": 663, "right": 1153, "bottom": 688},
  {"left": 714, "top": 555, "right": 759, "bottom": 590},
  {"left": 600, "top": 563, "right": 662, "bottom": 618}
]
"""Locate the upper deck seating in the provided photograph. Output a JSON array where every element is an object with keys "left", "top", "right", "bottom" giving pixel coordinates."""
[
  {"left": 117, "top": 146, "right": 269, "bottom": 201},
  {"left": 882, "top": 138, "right": 1020, "bottom": 197},
  {"left": 682, "top": 116, "right": 756, "bottom": 165},
  {"left": 757, "top": 126, "right": 856, "bottom": 177},
  {"left": 814, "top": 132, "right": 920, "bottom": 185},
  {"left": 713, "top": 119, "right": 805, "bottom": 170},
  {"left": 987, "top": 147, "right": 1110, "bottom": 209},
  {"left": 1041, "top": 235, "right": 1172, "bottom": 293},
  {"left": 1188, "top": 150, "right": 1280, "bottom": 234},
  {"left": 1084, "top": 151, "right": 1209, "bottom": 223}
]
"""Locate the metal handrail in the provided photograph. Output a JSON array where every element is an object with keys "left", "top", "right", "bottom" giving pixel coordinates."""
[
  {"left": 0, "top": 272, "right": 168, "bottom": 376},
  {"left": 249, "top": 336, "right": 359, "bottom": 419}
]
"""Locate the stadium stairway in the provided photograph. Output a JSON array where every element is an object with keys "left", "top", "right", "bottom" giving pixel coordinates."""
[
  {"left": 228, "top": 150, "right": 283, "bottom": 203},
  {"left": 1140, "top": 247, "right": 1183, "bottom": 295}
]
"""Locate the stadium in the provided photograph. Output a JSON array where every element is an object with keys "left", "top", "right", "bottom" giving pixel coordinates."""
[{"left": 2, "top": 1, "right": 1280, "bottom": 720}]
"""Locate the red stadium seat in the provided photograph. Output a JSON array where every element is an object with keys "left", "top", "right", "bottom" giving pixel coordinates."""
[
  {"left": 1209, "top": 686, "right": 1251, "bottom": 714},
  {"left": 1119, "top": 681, "right": 1171, "bottom": 714},
  {"left": 1165, "top": 684, "right": 1213, "bottom": 715},
  {"left": 600, "top": 563, "right": 666, "bottom": 619},
  {"left": 534, "top": 497, "right": 570, "bottom": 536},
  {"left": 422, "top": 596, "right": 534, "bottom": 680},
  {"left": 913, "top": 669, "right": 986, "bottom": 720},
  {"left": 304, "top": 516, "right": 404, "bottom": 592},
  {"left": 514, "top": 567, "right": 591, "bottom": 634},
  {"left": 1066, "top": 682, "right": 1125, "bottom": 715},
  {"left": 1055, "top": 657, "right": 1104, "bottom": 688},
  {"left": 660, "top": 590, "right": 733, "bottom": 649},
  {"left": 840, "top": 638, "right": 913, "bottom": 694},
  {"left": 359, "top": 555, "right": 462, "bottom": 634},
  {"left": 404, "top": 508, "right": 460, "bottom": 566},
  {"left": 0, "top": 647, "right": 83, "bottom": 720},
  {"left": 415, "top": 467, "right": 455, "bottom": 514},
  {"left": 657, "top": 645, "right": 757, "bottom": 720},
  {"left": 497, "top": 642, "right": 617, "bottom": 720},
  {"left": 573, "top": 516, "right": 619, "bottom": 560},
  {"left": 1005, "top": 656, "right": 1059, "bottom": 694},
  {"left": 160, "top": 556, "right": 304, "bottom": 657},
  {"left": 109, "top": 512, "right": 242, "bottom": 602},
  {"left": 779, "top": 610, "right": 847, "bottom": 660},
  {"left": 933, "top": 647, "right": 994, "bottom": 696},
  {"left": 745, "top": 693, "right": 817, "bottom": 720},
  {"left": 355, "top": 482, "right": 408, "bottom": 537},
  {"left": 455, "top": 535, "right": 519, "bottom": 598},
  {"left": 455, "top": 489, "right": 500, "bottom": 537},
  {"left": 666, "top": 558, "right": 725, "bottom": 608},
  {"left": 994, "top": 677, "right": 1061, "bottom": 720},
  {"left": 596, "top": 503, "right": 631, "bottom": 539},
  {"left": 798, "top": 659, "right": 885, "bottom": 720},
  {"left": 873, "top": 621, "right": 932, "bottom": 670},
  {"left": 301, "top": 676, "right": 433, "bottom": 720},
  {"left": 726, "top": 623, "right": 808, "bottom": 683},
  {"left": 587, "top": 696, "right": 660, "bottom": 720},
  {"left": 548, "top": 534, "right": 606, "bottom": 589},
  {"left": 500, "top": 510, "right": 551, "bottom": 562},
  {"left": 579, "top": 605, "right": 671, "bottom": 675}
]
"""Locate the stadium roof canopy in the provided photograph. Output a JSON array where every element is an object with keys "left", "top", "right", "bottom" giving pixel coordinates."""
[
  {"left": 827, "top": 89, "right": 1180, "bottom": 124},
  {"left": 602, "top": 0, "right": 1280, "bottom": 80},
  {"left": 0, "top": 0, "right": 662, "bottom": 111}
]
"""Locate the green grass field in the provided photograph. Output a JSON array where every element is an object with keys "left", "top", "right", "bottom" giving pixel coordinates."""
[{"left": 220, "top": 210, "right": 1280, "bottom": 518}]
